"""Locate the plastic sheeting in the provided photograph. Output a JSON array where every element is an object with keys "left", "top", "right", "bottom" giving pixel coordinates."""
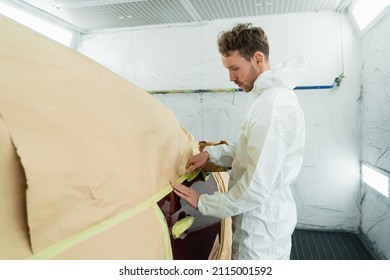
[
  {"left": 360, "top": 11, "right": 390, "bottom": 259},
  {"left": 154, "top": 92, "right": 249, "bottom": 143}
]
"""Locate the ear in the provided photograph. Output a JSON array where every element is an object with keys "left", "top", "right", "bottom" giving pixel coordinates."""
[{"left": 253, "top": 51, "right": 264, "bottom": 67}]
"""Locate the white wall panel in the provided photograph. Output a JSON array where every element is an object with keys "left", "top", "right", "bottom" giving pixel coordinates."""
[{"left": 360, "top": 11, "right": 390, "bottom": 259}]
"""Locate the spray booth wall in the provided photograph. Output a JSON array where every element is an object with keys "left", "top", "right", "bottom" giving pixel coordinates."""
[
  {"left": 359, "top": 11, "right": 390, "bottom": 259},
  {"left": 78, "top": 11, "right": 365, "bottom": 243}
]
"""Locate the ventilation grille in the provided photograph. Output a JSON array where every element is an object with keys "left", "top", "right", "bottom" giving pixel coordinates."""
[
  {"left": 19, "top": 0, "right": 349, "bottom": 32},
  {"left": 190, "top": 0, "right": 342, "bottom": 20}
]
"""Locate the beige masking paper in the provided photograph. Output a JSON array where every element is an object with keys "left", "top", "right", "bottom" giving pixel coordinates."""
[{"left": 0, "top": 15, "right": 197, "bottom": 259}]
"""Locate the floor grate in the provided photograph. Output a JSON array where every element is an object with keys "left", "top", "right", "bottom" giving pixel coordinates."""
[{"left": 291, "top": 229, "right": 375, "bottom": 260}]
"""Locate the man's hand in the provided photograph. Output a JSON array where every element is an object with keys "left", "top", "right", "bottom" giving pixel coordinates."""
[
  {"left": 185, "top": 151, "right": 210, "bottom": 173},
  {"left": 170, "top": 180, "right": 200, "bottom": 210}
]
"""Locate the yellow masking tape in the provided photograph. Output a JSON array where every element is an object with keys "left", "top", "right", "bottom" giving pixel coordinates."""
[
  {"left": 28, "top": 173, "right": 192, "bottom": 260},
  {"left": 186, "top": 169, "right": 201, "bottom": 182},
  {"left": 172, "top": 216, "right": 195, "bottom": 239}
]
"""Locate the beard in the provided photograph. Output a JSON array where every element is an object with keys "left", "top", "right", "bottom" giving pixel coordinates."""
[{"left": 240, "top": 64, "right": 260, "bottom": 92}]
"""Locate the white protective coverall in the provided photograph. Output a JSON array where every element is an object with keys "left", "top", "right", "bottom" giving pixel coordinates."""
[{"left": 198, "top": 58, "right": 307, "bottom": 260}]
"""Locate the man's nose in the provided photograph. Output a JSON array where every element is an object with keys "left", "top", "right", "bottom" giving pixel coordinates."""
[{"left": 229, "top": 73, "right": 236, "bottom": 82}]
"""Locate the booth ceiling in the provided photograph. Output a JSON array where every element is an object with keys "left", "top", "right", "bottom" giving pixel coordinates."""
[{"left": 16, "top": 0, "right": 350, "bottom": 32}]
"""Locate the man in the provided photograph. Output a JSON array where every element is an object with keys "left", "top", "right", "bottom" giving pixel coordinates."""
[{"left": 170, "top": 23, "right": 306, "bottom": 260}]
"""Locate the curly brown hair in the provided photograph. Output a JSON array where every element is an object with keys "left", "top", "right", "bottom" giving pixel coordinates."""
[{"left": 217, "top": 23, "right": 269, "bottom": 62}]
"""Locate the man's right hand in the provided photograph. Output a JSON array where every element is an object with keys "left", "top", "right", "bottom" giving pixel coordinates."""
[{"left": 185, "top": 151, "right": 210, "bottom": 173}]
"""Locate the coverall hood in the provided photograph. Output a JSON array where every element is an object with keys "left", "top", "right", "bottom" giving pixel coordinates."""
[{"left": 253, "top": 57, "right": 308, "bottom": 91}]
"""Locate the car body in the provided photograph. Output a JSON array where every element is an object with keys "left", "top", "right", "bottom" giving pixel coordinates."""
[{"left": 0, "top": 15, "right": 231, "bottom": 260}]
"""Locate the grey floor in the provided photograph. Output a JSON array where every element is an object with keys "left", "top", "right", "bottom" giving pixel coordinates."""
[{"left": 290, "top": 229, "right": 375, "bottom": 260}]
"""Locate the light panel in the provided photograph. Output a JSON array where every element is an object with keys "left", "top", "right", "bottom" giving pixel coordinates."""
[
  {"left": 349, "top": 0, "right": 390, "bottom": 32},
  {"left": 0, "top": 2, "right": 73, "bottom": 47},
  {"left": 362, "top": 164, "right": 389, "bottom": 198}
]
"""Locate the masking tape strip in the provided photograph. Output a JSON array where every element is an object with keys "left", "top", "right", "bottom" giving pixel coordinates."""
[{"left": 28, "top": 173, "right": 190, "bottom": 260}]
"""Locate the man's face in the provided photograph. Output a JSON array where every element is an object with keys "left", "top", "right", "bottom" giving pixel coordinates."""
[{"left": 221, "top": 50, "right": 261, "bottom": 92}]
